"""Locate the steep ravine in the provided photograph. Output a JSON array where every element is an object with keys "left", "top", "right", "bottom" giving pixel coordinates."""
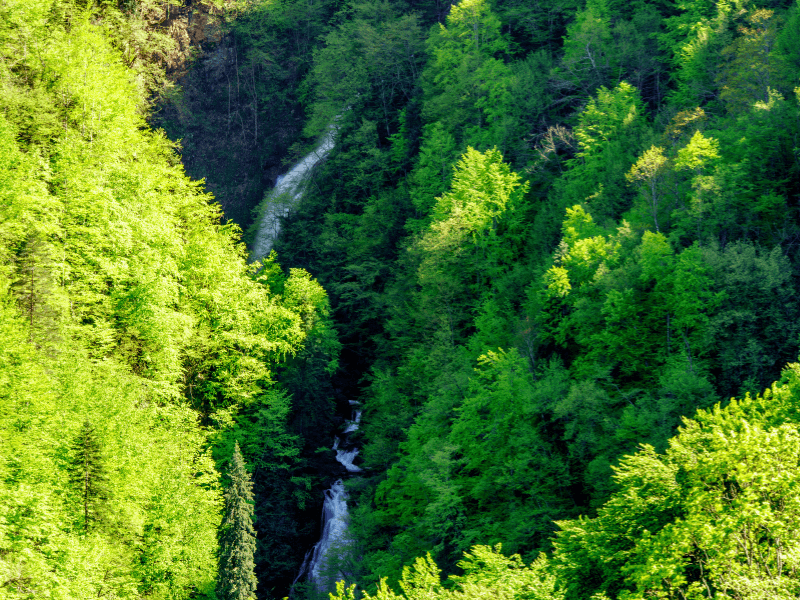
[
  {"left": 249, "top": 133, "right": 363, "bottom": 598},
  {"left": 152, "top": 1, "right": 325, "bottom": 229}
]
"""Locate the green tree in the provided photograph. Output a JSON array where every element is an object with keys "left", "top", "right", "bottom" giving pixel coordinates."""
[
  {"left": 217, "top": 442, "right": 258, "bottom": 600},
  {"left": 331, "top": 544, "right": 563, "bottom": 600},
  {"left": 408, "top": 122, "right": 460, "bottom": 224},
  {"left": 415, "top": 146, "right": 527, "bottom": 342},
  {"left": 305, "top": 1, "right": 425, "bottom": 140},
  {"left": 670, "top": 129, "right": 721, "bottom": 243},
  {"left": 422, "top": 0, "right": 514, "bottom": 149},
  {"left": 559, "top": 0, "right": 616, "bottom": 95},
  {"left": 703, "top": 241, "right": 799, "bottom": 397},
  {"left": 774, "top": 1, "right": 800, "bottom": 95},
  {"left": 662, "top": 0, "right": 731, "bottom": 110},
  {"left": 551, "top": 364, "right": 800, "bottom": 600},
  {"left": 626, "top": 145, "right": 668, "bottom": 232},
  {"left": 68, "top": 420, "right": 110, "bottom": 534},
  {"left": 557, "top": 0, "right": 666, "bottom": 105},
  {"left": 558, "top": 82, "right": 649, "bottom": 224},
  {"left": 717, "top": 8, "right": 781, "bottom": 114},
  {"left": 449, "top": 349, "right": 573, "bottom": 553}
]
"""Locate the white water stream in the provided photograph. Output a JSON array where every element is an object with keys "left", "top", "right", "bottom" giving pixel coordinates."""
[
  {"left": 250, "top": 130, "right": 335, "bottom": 261},
  {"left": 293, "top": 402, "right": 362, "bottom": 595},
  {"left": 250, "top": 126, "right": 350, "bottom": 596}
]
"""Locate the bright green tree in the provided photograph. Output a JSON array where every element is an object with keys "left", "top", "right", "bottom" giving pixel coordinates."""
[
  {"left": 626, "top": 145, "right": 668, "bottom": 232},
  {"left": 416, "top": 146, "right": 527, "bottom": 337},
  {"left": 331, "top": 544, "right": 563, "bottom": 600},
  {"left": 217, "top": 442, "right": 258, "bottom": 600},
  {"left": 557, "top": 82, "right": 649, "bottom": 223},
  {"left": 553, "top": 365, "right": 800, "bottom": 600},
  {"left": 422, "top": 0, "right": 514, "bottom": 149}
]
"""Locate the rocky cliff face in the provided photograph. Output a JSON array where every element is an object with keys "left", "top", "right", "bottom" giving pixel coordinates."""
[
  {"left": 144, "top": 1, "right": 260, "bottom": 228},
  {"left": 147, "top": 1, "right": 227, "bottom": 81},
  {"left": 150, "top": 0, "right": 315, "bottom": 231}
]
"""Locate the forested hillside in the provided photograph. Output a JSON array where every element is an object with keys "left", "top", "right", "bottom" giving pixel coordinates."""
[
  {"left": 0, "top": 2, "right": 340, "bottom": 597},
  {"left": 242, "top": 0, "right": 800, "bottom": 593},
  {"left": 2, "top": 0, "right": 800, "bottom": 599}
]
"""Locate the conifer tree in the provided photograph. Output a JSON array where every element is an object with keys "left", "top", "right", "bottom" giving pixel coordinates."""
[
  {"left": 11, "top": 234, "right": 57, "bottom": 346},
  {"left": 217, "top": 442, "right": 258, "bottom": 600},
  {"left": 68, "top": 420, "right": 110, "bottom": 533}
]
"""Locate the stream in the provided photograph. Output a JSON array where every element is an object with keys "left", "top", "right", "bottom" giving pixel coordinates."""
[
  {"left": 250, "top": 131, "right": 360, "bottom": 596},
  {"left": 293, "top": 402, "right": 362, "bottom": 594},
  {"left": 250, "top": 130, "right": 335, "bottom": 261}
]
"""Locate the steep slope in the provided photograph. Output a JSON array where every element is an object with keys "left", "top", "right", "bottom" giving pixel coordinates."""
[{"left": 0, "top": 3, "right": 339, "bottom": 598}]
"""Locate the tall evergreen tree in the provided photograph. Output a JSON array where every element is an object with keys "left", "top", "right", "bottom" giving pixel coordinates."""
[
  {"left": 11, "top": 234, "right": 59, "bottom": 347},
  {"left": 217, "top": 442, "right": 258, "bottom": 600},
  {"left": 67, "top": 420, "right": 110, "bottom": 533}
]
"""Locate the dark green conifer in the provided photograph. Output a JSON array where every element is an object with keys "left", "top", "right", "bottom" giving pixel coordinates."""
[
  {"left": 217, "top": 442, "right": 258, "bottom": 600},
  {"left": 68, "top": 420, "right": 109, "bottom": 533}
]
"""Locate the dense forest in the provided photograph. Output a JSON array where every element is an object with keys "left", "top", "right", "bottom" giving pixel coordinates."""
[{"left": 1, "top": 0, "right": 800, "bottom": 599}]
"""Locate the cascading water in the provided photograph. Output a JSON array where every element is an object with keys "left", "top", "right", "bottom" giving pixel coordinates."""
[
  {"left": 293, "top": 402, "right": 362, "bottom": 595},
  {"left": 249, "top": 126, "right": 348, "bottom": 596},
  {"left": 250, "top": 130, "right": 335, "bottom": 261}
]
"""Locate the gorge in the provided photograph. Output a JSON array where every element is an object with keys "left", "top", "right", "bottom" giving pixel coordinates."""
[{"left": 3, "top": 1, "right": 800, "bottom": 600}]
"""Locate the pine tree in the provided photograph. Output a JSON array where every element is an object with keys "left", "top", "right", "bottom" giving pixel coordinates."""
[
  {"left": 11, "top": 234, "right": 58, "bottom": 346},
  {"left": 67, "top": 420, "right": 110, "bottom": 533},
  {"left": 217, "top": 442, "right": 258, "bottom": 600}
]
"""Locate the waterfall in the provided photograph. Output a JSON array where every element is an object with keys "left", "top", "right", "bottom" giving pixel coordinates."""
[
  {"left": 250, "top": 130, "right": 335, "bottom": 261},
  {"left": 252, "top": 125, "right": 345, "bottom": 596},
  {"left": 293, "top": 401, "right": 362, "bottom": 595}
]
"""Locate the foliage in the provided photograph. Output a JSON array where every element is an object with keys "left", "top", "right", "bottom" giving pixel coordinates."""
[
  {"left": 254, "top": 0, "right": 800, "bottom": 590},
  {"left": 553, "top": 365, "right": 800, "bottom": 600},
  {"left": 68, "top": 421, "right": 111, "bottom": 534},
  {"left": 331, "top": 544, "right": 563, "bottom": 600},
  {"left": 257, "top": 0, "right": 800, "bottom": 590},
  {"left": 422, "top": 0, "right": 515, "bottom": 150},
  {"left": 0, "top": 2, "right": 338, "bottom": 598},
  {"left": 305, "top": 0, "right": 425, "bottom": 140}
]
